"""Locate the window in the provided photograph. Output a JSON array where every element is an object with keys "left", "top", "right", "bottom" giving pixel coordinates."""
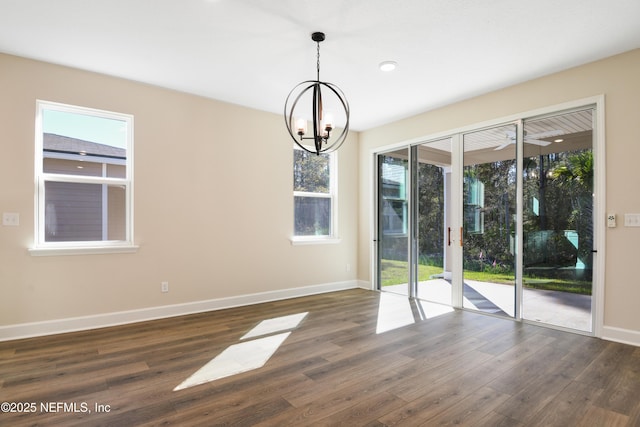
[
  {"left": 32, "top": 101, "right": 134, "bottom": 254},
  {"left": 292, "top": 147, "right": 337, "bottom": 242}
]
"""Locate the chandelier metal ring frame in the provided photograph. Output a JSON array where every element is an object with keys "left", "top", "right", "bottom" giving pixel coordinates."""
[{"left": 284, "top": 32, "right": 350, "bottom": 155}]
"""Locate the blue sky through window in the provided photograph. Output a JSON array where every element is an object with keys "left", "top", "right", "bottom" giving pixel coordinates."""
[{"left": 43, "top": 109, "right": 127, "bottom": 149}]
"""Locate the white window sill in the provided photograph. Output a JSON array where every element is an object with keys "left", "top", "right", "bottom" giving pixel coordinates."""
[
  {"left": 29, "top": 245, "right": 139, "bottom": 257},
  {"left": 290, "top": 237, "right": 341, "bottom": 246}
]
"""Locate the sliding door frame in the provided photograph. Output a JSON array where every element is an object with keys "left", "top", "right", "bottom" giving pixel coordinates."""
[{"left": 371, "top": 95, "right": 605, "bottom": 337}]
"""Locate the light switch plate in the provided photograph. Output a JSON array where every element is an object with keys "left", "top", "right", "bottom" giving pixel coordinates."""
[
  {"left": 2, "top": 212, "right": 19, "bottom": 226},
  {"left": 624, "top": 213, "right": 640, "bottom": 227}
]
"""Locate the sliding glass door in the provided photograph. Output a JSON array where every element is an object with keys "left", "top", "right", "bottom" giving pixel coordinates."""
[
  {"left": 376, "top": 141, "right": 453, "bottom": 303},
  {"left": 377, "top": 149, "right": 410, "bottom": 296},
  {"left": 521, "top": 109, "right": 594, "bottom": 332},
  {"left": 375, "top": 103, "right": 598, "bottom": 334},
  {"left": 415, "top": 138, "right": 453, "bottom": 305},
  {"left": 462, "top": 124, "right": 517, "bottom": 317}
]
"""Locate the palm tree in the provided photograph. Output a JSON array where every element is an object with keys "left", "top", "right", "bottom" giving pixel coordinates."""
[{"left": 551, "top": 150, "right": 593, "bottom": 270}]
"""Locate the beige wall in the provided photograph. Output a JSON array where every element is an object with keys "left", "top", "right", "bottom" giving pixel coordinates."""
[
  {"left": 358, "top": 49, "right": 640, "bottom": 337},
  {"left": 0, "top": 53, "right": 358, "bottom": 328}
]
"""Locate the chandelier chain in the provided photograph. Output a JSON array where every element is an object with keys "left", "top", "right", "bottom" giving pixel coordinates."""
[
  {"left": 316, "top": 41, "right": 321, "bottom": 81},
  {"left": 316, "top": 42, "right": 320, "bottom": 81}
]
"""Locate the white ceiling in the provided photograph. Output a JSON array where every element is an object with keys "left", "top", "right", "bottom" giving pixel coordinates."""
[{"left": 1, "top": 0, "right": 640, "bottom": 131}]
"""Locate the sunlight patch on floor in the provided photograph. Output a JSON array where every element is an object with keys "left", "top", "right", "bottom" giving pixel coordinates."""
[
  {"left": 174, "top": 312, "right": 307, "bottom": 391},
  {"left": 241, "top": 312, "right": 308, "bottom": 340},
  {"left": 376, "top": 292, "right": 415, "bottom": 334},
  {"left": 377, "top": 292, "right": 454, "bottom": 334},
  {"left": 418, "top": 299, "right": 455, "bottom": 319},
  {"left": 173, "top": 333, "right": 290, "bottom": 390}
]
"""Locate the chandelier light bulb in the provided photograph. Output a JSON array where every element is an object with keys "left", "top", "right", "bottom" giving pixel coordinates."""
[
  {"left": 323, "top": 112, "right": 334, "bottom": 131},
  {"left": 295, "top": 118, "right": 307, "bottom": 136}
]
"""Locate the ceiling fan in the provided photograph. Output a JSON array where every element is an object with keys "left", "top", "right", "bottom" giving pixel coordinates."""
[{"left": 494, "top": 129, "right": 564, "bottom": 151}]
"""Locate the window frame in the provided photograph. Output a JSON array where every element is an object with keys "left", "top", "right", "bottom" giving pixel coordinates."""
[
  {"left": 30, "top": 100, "right": 136, "bottom": 256},
  {"left": 291, "top": 145, "right": 339, "bottom": 245}
]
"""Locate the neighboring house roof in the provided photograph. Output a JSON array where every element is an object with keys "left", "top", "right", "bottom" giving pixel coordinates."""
[
  {"left": 43, "top": 133, "right": 126, "bottom": 159},
  {"left": 381, "top": 163, "right": 406, "bottom": 187}
]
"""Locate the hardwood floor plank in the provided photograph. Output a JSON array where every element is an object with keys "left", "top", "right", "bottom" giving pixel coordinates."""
[
  {"left": 385, "top": 349, "right": 493, "bottom": 402},
  {"left": 475, "top": 411, "right": 524, "bottom": 427},
  {"left": 593, "top": 344, "right": 640, "bottom": 414},
  {"left": 324, "top": 325, "right": 422, "bottom": 361},
  {"left": 303, "top": 352, "right": 414, "bottom": 387},
  {"left": 267, "top": 376, "right": 403, "bottom": 425},
  {"left": 492, "top": 371, "right": 573, "bottom": 423},
  {"left": 627, "top": 398, "right": 640, "bottom": 427},
  {"left": 422, "top": 386, "right": 511, "bottom": 426},
  {"left": 1, "top": 289, "right": 639, "bottom": 427},
  {"left": 168, "top": 356, "right": 328, "bottom": 413},
  {"left": 475, "top": 322, "right": 537, "bottom": 355},
  {"left": 165, "top": 392, "right": 294, "bottom": 426},
  {"left": 574, "top": 341, "right": 636, "bottom": 389},
  {"left": 481, "top": 331, "right": 557, "bottom": 373},
  {"left": 378, "top": 362, "right": 507, "bottom": 425},
  {"left": 487, "top": 338, "right": 572, "bottom": 395},
  {"left": 284, "top": 353, "right": 422, "bottom": 409},
  {"left": 526, "top": 380, "right": 603, "bottom": 427},
  {"left": 313, "top": 391, "right": 407, "bottom": 426},
  {"left": 575, "top": 405, "right": 629, "bottom": 427},
  {"left": 0, "top": 376, "right": 109, "bottom": 404},
  {"left": 3, "top": 361, "right": 148, "bottom": 400}
]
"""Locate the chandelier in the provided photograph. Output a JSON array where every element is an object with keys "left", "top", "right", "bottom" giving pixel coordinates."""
[{"left": 284, "top": 32, "right": 350, "bottom": 155}]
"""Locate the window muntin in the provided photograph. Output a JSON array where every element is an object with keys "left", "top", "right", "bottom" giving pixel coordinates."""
[
  {"left": 293, "top": 148, "right": 337, "bottom": 239},
  {"left": 35, "top": 101, "right": 133, "bottom": 249}
]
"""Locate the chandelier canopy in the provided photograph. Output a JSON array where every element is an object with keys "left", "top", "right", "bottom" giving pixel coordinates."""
[{"left": 284, "top": 32, "right": 350, "bottom": 155}]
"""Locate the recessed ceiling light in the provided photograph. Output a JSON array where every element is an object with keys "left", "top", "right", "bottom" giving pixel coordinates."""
[
  {"left": 554, "top": 138, "right": 564, "bottom": 143},
  {"left": 379, "top": 61, "right": 397, "bottom": 72}
]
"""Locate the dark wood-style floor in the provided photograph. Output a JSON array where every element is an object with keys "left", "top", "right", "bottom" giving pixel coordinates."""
[{"left": 1, "top": 289, "right": 639, "bottom": 426}]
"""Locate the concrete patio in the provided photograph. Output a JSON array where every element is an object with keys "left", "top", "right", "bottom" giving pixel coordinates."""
[{"left": 384, "top": 278, "right": 592, "bottom": 332}]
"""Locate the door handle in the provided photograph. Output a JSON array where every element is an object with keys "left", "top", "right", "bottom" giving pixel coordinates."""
[{"left": 447, "top": 227, "right": 451, "bottom": 246}]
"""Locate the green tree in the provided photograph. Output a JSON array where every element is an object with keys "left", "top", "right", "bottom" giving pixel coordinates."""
[
  {"left": 417, "top": 163, "right": 444, "bottom": 266},
  {"left": 463, "top": 160, "right": 516, "bottom": 271},
  {"left": 294, "top": 150, "right": 329, "bottom": 192},
  {"left": 550, "top": 150, "right": 594, "bottom": 269}
]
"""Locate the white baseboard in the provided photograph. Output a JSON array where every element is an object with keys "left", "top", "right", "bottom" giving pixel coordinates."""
[
  {"left": 357, "top": 280, "right": 373, "bottom": 290},
  {"left": 9, "top": 281, "right": 635, "bottom": 348},
  {"left": 0, "top": 280, "right": 360, "bottom": 342},
  {"left": 601, "top": 325, "right": 640, "bottom": 347}
]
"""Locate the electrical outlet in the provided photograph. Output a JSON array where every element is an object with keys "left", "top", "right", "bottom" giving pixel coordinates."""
[{"left": 161, "top": 281, "right": 169, "bottom": 293}]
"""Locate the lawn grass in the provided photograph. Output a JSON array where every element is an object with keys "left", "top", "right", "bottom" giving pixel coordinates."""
[
  {"left": 380, "top": 260, "right": 442, "bottom": 287},
  {"left": 521, "top": 277, "right": 592, "bottom": 295},
  {"left": 380, "top": 259, "right": 592, "bottom": 295}
]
